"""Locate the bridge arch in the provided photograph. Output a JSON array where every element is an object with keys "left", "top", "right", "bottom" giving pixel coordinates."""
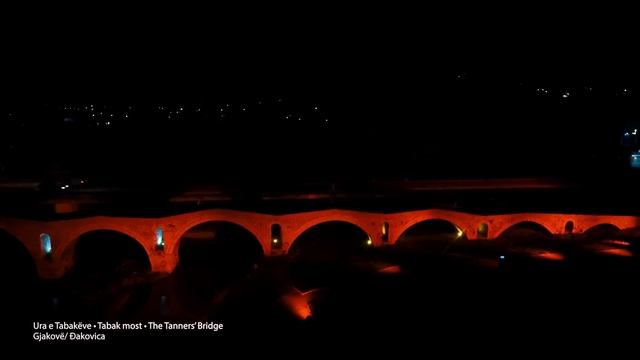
[
  {"left": 288, "top": 218, "right": 374, "bottom": 254},
  {"left": 287, "top": 220, "right": 373, "bottom": 292},
  {"left": 63, "top": 229, "right": 152, "bottom": 278},
  {"left": 584, "top": 223, "right": 621, "bottom": 238},
  {"left": 394, "top": 218, "right": 468, "bottom": 255},
  {"left": 496, "top": 220, "right": 554, "bottom": 247},
  {"left": 390, "top": 210, "right": 476, "bottom": 243},
  {"left": 497, "top": 220, "right": 553, "bottom": 237},
  {"left": 170, "top": 219, "right": 266, "bottom": 257},
  {"left": 57, "top": 222, "right": 154, "bottom": 273}
]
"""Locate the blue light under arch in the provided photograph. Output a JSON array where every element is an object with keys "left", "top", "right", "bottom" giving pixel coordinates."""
[
  {"left": 40, "top": 233, "right": 52, "bottom": 256},
  {"left": 155, "top": 227, "right": 165, "bottom": 250}
]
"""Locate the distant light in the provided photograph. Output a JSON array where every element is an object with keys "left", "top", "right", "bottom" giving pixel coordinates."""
[
  {"left": 632, "top": 151, "right": 640, "bottom": 168},
  {"left": 273, "top": 238, "right": 279, "bottom": 244},
  {"left": 633, "top": 129, "right": 638, "bottom": 135},
  {"left": 366, "top": 238, "right": 373, "bottom": 246},
  {"left": 499, "top": 255, "right": 505, "bottom": 260},
  {"left": 106, "top": 121, "right": 111, "bottom": 126},
  {"left": 625, "top": 133, "right": 630, "bottom": 136},
  {"left": 456, "top": 228, "right": 464, "bottom": 238},
  {"left": 314, "top": 106, "right": 319, "bottom": 110},
  {"left": 562, "top": 92, "right": 570, "bottom": 98}
]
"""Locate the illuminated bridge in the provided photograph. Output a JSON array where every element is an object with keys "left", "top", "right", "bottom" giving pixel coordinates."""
[{"left": 1, "top": 209, "right": 638, "bottom": 278}]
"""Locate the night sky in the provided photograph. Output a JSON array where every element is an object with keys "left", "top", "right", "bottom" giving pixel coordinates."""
[{"left": 2, "top": 9, "right": 639, "bottom": 189}]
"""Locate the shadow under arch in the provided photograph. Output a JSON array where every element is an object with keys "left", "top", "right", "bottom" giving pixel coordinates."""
[
  {"left": 175, "top": 221, "right": 264, "bottom": 276},
  {"left": 288, "top": 221, "right": 372, "bottom": 292},
  {"left": 170, "top": 218, "right": 265, "bottom": 257},
  {"left": 0, "top": 229, "right": 40, "bottom": 332},
  {"left": 170, "top": 221, "right": 265, "bottom": 311},
  {"left": 60, "top": 230, "right": 153, "bottom": 320},
  {"left": 68, "top": 229, "right": 152, "bottom": 279},
  {"left": 0, "top": 228, "right": 38, "bottom": 288},
  {"left": 496, "top": 221, "right": 553, "bottom": 248},
  {"left": 395, "top": 218, "right": 467, "bottom": 255},
  {"left": 584, "top": 223, "right": 621, "bottom": 239},
  {"left": 288, "top": 220, "right": 372, "bottom": 259}
]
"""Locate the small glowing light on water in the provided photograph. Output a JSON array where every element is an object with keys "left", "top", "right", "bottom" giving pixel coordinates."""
[
  {"left": 604, "top": 239, "right": 631, "bottom": 247},
  {"left": 378, "top": 265, "right": 402, "bottom": 274},
  {"left": 600, "top": 247, "right": 633, "bottom": 257},
  {"left": 534, "top": 250, "right": 565, "bottom": 261}
]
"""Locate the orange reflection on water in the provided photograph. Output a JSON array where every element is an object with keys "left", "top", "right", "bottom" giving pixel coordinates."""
[
  {"left": 599, "top": 247, "right": 633, "bottom": 257},
  {"left": 586, "top": 243, "right": 634, "bottom": 257},
  {"left": 603, "top": 239, "right": 631, "bottom": 247},
  {"left": 282, "top": 291, "right": 313, "bottom": 320},
  {"left": 529, "top": 249, "right": 565, "bottom": 261},
  {"left": 378, "top": 265, "right": 402, "bottom": 274}
]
